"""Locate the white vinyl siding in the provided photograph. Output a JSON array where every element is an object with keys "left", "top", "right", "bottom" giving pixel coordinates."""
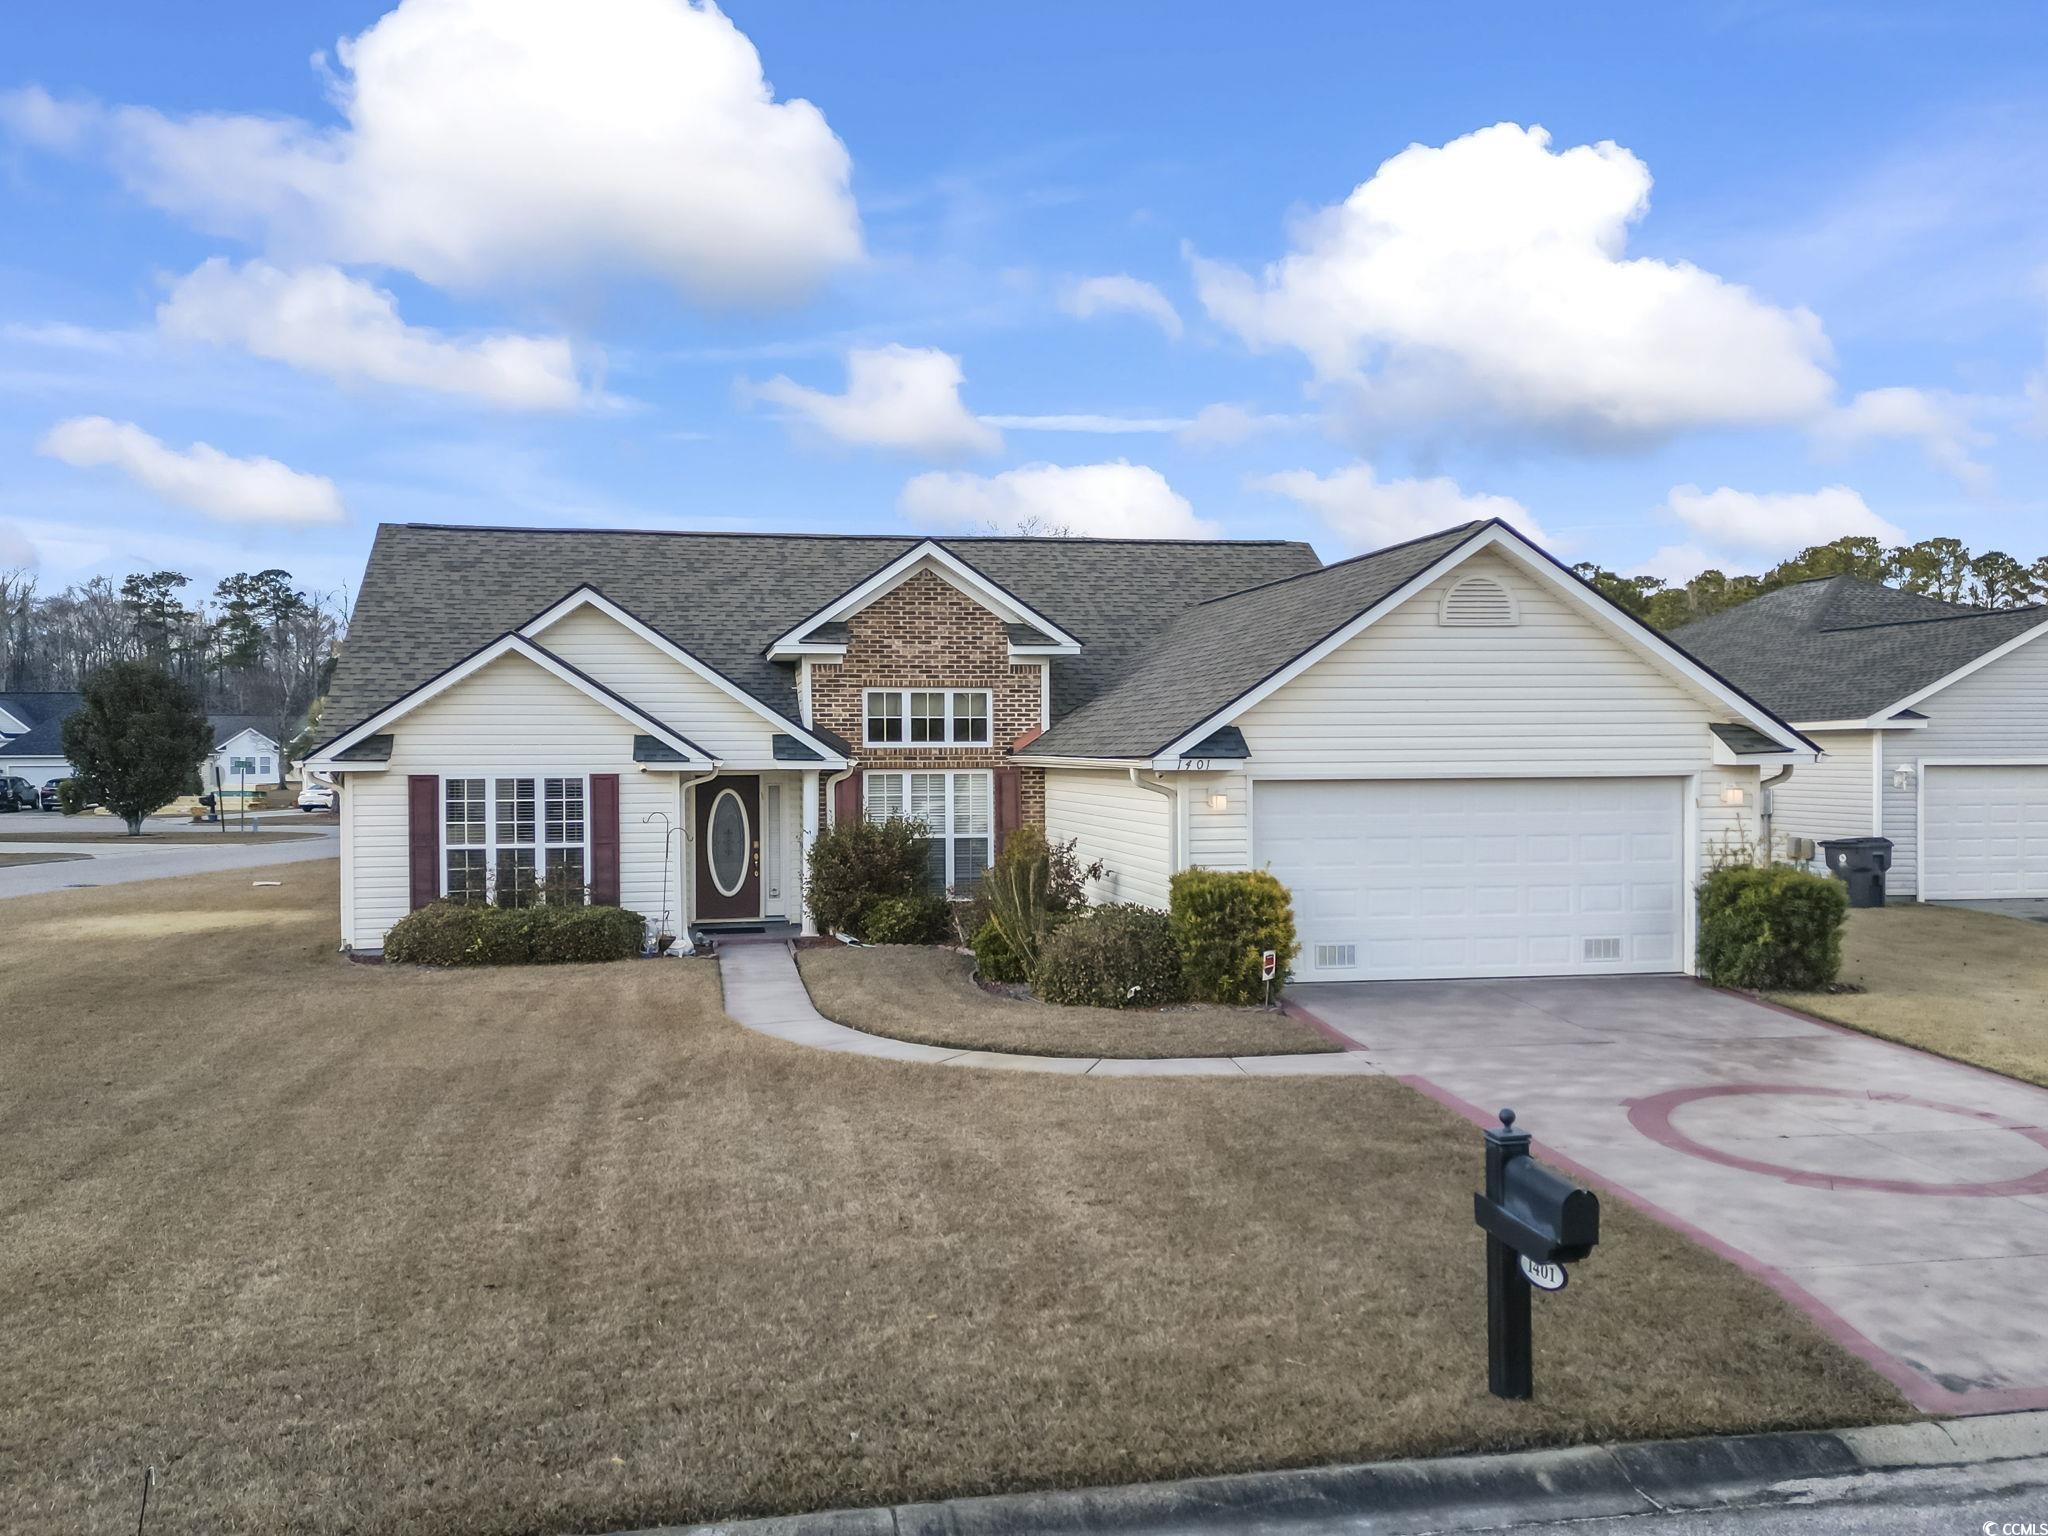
[
  {"left": 1765, "top": 730, "right": 1875, "bottom": 863},
  {"left": 1878, "top": 628, "right": 2048, "bottom": 897},
  {"left": 1043, "top": 770, "right": 1172, "bottom": 908},
  {"left": 1186, "top": 771, "right": 1250, "bottom": 871},
  {"left": 339, "top": 650, "right": 671, "bottom": 949},
  {"left": 532, "top": 604, "right": 785, "bottom": 761}
]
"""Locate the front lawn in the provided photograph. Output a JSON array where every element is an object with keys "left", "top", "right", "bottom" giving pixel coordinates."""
[
  {"left": 1769, "top": 902, "right": 2048, "bottom": 1087},
  {"left": 0, "top": 828, "right": 323, "bottom": 844},
  {"left": 0, "top": 850, "right": 88, "bottom": 867},
  {"left": 1, "top": 863, "right": 1903, "bottom": 1536},
  {"left": 797, "top": 943, "right": 1338, "bottom": 1058}
]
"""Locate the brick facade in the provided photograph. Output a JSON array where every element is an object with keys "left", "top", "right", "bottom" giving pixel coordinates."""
[{"left": 806, "top": 568, "right": 1046, "bottom": 829}]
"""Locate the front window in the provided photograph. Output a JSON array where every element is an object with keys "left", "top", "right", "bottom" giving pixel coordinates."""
[
  {"left": 864, "top": 689, "right": 993, "bottom": 747},
  {"left": 229, "top": 756, "right": 255, "bottom": 775},
  {"left": 864, "top": 769, "right": 992, "bottom": 893},
  {"left": 445, "top": 775, "right": 588, "bottom": 906}
]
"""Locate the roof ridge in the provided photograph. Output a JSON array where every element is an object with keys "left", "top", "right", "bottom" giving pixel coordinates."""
[
  {"left": 1819, "top": 605, "right": 2047, "bottom": 635},
  {"left": 1190, "top": 519, "right": 1486, "bottom": 609},
  {"left": 391, "top": 521, "right": 1313, "bottom": 549}
]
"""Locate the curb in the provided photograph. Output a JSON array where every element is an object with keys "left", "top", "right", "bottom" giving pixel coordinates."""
[{"left": 616, "top": 1410, "right": 2048, "bottom": 1536}]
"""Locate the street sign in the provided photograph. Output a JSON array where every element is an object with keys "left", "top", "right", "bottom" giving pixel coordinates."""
[
  {"left": 1519, "top": 1256, "right": 1567, "bottom": 1292},
  {"left": 1261, "top": 949, "right": 1277, "bottom": 981}
]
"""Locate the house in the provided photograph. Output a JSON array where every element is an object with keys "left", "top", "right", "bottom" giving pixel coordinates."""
[
  {"left": 0, "top": 690, "right": 83, "bottom": 786},
  {"left": 204, "top": 717, "right": 286, "bottom": 792},
  {"left": 1673, "top": 576, "right": 2048, "bottom": 901},
  {"left": 306, "top": 518, "right": 1811, "bottom": 977}
]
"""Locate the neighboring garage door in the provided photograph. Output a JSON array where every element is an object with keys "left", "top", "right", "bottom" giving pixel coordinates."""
[
  {"left": 1255, "top": 777, "right": 1686, "bottom": 982},
  {"left": 1922, "top": 765, "right": 2048, "bottom": 899}
]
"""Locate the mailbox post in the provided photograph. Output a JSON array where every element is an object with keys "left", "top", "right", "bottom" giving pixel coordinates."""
[{"left": 1472, "top": 1107, "right": 1600, "bottom": 1400}]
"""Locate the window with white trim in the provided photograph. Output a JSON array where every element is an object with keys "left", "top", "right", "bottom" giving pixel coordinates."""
[
  {"left": 445, "top": 775, "right": 587, "bottom": 906},
  {"left": 865, "top": 769, "right": 992, "bottom": 892},
  {"left": 864, "top": 689, "right": 991, "bottom": 747}
]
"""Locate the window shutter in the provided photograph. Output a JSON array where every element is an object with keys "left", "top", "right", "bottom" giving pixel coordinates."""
[
  {"left": 591, "top": 773, "right": 621, "bottom": 906},
  {"left": 994, "top": 766, "right": 1022, "bottom": 855},
  {"left": 833, "top": 768, "right": 863, "bottom": 826},
  {"left": 407, "top": 775, "right": 439, "bottom": 911}
]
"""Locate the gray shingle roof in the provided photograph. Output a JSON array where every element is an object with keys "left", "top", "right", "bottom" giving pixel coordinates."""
[
  {"left": 1671, "top": 577, "right": 2048, "bottom": 722},
  {"left": 209, "top": 715, "right": 281, "bottom": 749},
  {"left": 1029, "top": 523, "right": 1487, "bottom": 758},
  {"left": 324, "top": 525, "right": 1322, "bottom": 744},
  {"left": 0, "top": 692, "right": 82, "bottom": 759},
  {"left": 1709, "top": 723, "right": 1791, "bottom": 755}
]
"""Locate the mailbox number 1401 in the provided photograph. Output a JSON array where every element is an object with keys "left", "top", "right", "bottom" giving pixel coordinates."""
[{"left": 1519, "top": 1256, "right": 1567, "bottom": 1292}]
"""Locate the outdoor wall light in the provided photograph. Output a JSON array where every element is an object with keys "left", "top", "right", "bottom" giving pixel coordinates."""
[
  {"left": 1206, "top": 790, "right": 1230, "bottom": 812},
  {"left": 1891, "top": 764, "right": 1917, "bottom": 791},
  {"left": 1719, "top": 785, "right": 1748, "bottom": 807}
]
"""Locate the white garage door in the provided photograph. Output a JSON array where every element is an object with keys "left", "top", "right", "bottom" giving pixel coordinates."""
[
  {"left": 1255, "top": 778, "right": 1686, "bottom": 982},
  {"left": 1923, "top": 765, "right": 2048, "bottom": 899}
]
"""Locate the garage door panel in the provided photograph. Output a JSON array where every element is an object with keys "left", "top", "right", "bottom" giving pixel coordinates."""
[
  {"left": 1924, "top": 765, "right": 2048, "bottom": 899},
  {"left": 1257, "top": 777, "right": 1685, "bottom": 981}
]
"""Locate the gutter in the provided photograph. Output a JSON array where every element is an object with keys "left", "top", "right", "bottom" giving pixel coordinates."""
[
  {"left": 1128, "top": 768, "right": 1180, "bottom": 879},
  {"left": 1759, "top": 761, "right": 1795, "bottom": 864}
]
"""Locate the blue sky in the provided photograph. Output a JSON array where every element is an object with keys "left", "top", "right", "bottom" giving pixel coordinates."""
[{"left": 3, "top": 0, "right": 2046, "bottom": 606}]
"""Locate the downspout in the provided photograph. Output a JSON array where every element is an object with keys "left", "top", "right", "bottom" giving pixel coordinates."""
[
  {"left": 672, "top": 768, "right": 717, "bottom": 954},
  {"left": 1129, "top": 768, "right": 1180, "bottom": 894},
  {"left": 1758, "top": 763, "right": 1794, "bottom": 865},
  {"left": 824, "top": 762, "right": 858, "bottom": 828}
]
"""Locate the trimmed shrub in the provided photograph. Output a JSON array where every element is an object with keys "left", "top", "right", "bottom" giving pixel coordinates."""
[
  {"left": 971, "top": 916, "right": 1028, "bottom": 983},
  {"left": 1697, "top": 864, "right": 1848, "bottom": 990},
  {"left": 1030, "top": 903, "right": 1188, "bottom": 1010},
  {"left": 383, "top": 900, "right": 647, "bottom": 966},
  {"left": 862, "top": 892, "right": 953, "bottom": 945},
  {"left": 806, "top": 815, "right": 930, "bottom": 938},
  {"left": 1169, "top": 868, "right": 1299, "bottom": 1003}
]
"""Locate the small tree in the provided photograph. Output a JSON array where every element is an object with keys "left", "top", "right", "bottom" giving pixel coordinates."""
[{"left": 61, "top": 661, "right": 212, "bottom": 835}]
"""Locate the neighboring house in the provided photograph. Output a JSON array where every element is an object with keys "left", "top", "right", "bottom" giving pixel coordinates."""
[
  {"left": 0, "top": 690, "right": 83, "bottom": 785},
  {"left": 1674, "top": 577, "right": 2048, "bottom": 902},
  {"left": 308, "top": 519, "right": 1808, "bottom": 978},
  {"left": 203, "top": 717, "right": 285, "bottom": 791}
]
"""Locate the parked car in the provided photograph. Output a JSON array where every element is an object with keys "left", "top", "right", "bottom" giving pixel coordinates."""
[
  {"left": 0, "top": 775, "right": 37, "bottom": 812},
  {"left": 297, "top": 780, "right": 338, "bottom": 812},
  {"left": 38, "top": 778, "right": 69, "bottom": 812}
]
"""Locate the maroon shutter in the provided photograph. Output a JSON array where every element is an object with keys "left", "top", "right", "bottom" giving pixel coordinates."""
[
  {"left": 993, "top": 766, "right": 1022, "bottom": 855},
  {"left": 833, "top": 768, "right": 863, "bottom": 826},
  {"left": 590, "top": 773, "right": 621, "bottom": 906},
  {"left": 407, "top": 775, "right": 439, "bottom": 910}
]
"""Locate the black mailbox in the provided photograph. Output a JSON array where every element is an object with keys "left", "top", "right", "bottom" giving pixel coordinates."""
[{"left": 1472, "top": 1107, "right": 1600, "bottom": 1400}]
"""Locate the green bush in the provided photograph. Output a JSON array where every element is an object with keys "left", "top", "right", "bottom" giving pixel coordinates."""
[
  {"left": 56, "top": 778, "right": 89, "bottom": 815},
  {"left": 862, "top": 892, "right": 953, "bottom": 945},
  {"left": 971, "top": 916, "right": 1028, "bottom": 982},
  {"left": 1169, "top": 868, "right": 1298, "bottom": 1003},
  {"left": 1030, "top": 903, "right": 1188, "bottom": 1009},
  {"left": 383, "top": 900, "right": 646, "bottom": 966},
  {"left": 974, "top": 824, "right": 1106, "bottom": 978},
  {"left": 806, "top": 815, "right": 931, "bottom": 938},
  {"left": 1697, "top": 864, "right": 1848, "bottom": 990}
]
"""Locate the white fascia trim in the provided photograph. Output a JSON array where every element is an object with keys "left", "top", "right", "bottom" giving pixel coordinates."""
[
  {"left": 1012, "top": 753, "right": 1149, "bottom": 770},
  {"left": 1159, "top": 523, "right": 1810, "bottom": 761},
  {"left": 311, "top": 632, "right": 715, "bottom": 768},
  {"left": 1794, "top": 716, "right": 1930, "bottom": 731},
  {"left": 214, "top": 726, "right": 280, "bottom": 754},
  {"left": 520, "top": 585, "right": 847, "bottom": 767},
  {"left": 1146, "top": 756, "right": 1254, "bottom": 772},
  {"left": 765, "top": 540, "right": 1082, "bottom": 657},
  {"left": 0, "top": 707, "right": 31, "bottom": 735},
  {"left": 1711, "top": 744, "right": 1808, "bottom": 768},
  {"left": 1881, "top": 614, "right": 2048, "bottom": 716}
]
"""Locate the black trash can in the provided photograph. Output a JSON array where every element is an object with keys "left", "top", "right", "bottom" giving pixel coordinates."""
[{"left": 1819, "top": 836, "right": 1893, "bottom": 908}]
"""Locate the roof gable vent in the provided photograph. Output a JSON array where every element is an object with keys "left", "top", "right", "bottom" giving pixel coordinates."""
[{"left": 1439, "top": 573, "right": 1518, "bottom": 627}]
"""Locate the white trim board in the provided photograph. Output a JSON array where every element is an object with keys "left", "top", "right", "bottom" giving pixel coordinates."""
[
  {"left": 307, "top": 632, "right": 715, "bottom": 769},
  {"left": 1158, "top": 522, "right": 1811, "bottom": 763},
  {"left": 519, "top": 585, "right": 848, "bottom": 766},
  {"left": 1884, "top": 614, "right": 2048, "bottom": 717},
  {"left": 765, "top": 540, "right": 1081, "bottom": 659}
]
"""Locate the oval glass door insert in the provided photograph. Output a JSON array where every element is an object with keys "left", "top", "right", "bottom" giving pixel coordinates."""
[{"left": 708, "top": 788, "right": 750, "bottom": 897}]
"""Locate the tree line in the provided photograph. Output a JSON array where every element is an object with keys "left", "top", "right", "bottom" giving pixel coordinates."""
[
  {"left": 0, "top": 566, "right": 346, "bottom": 772},
  {"left": 1572, "top": 536, "right": 2048, "bottom": 631}
]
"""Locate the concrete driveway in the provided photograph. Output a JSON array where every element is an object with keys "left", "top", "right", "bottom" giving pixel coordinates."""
[{"left": 1290, "top": 975, "right": 2048, "bottom": 1416}]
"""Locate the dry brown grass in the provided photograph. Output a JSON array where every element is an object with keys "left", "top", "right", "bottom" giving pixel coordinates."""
[
  {"left": 0, "top": 850, "right": 88, "bottom": 867},
  {"left": 0, "top": 862, "right": 1904, "bottom": 1536},
  {"left": 796, "top": 944, "right": 1338, "bottom": 1058},
  {"left": 1769, "top": 902, "right": 2048, "bottom": 1088}
]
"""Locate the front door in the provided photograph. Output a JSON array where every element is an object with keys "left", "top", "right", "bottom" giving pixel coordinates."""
[{"left": 695, "top": 776, "right": 762, "bottom": 920}]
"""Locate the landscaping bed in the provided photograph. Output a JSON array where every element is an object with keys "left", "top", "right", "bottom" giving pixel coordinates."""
[
  {"left": 0, "top": 861, "right": 1905, "bottom": 1536},
  {"left": 797, "top": 943, "right": 1337, "bottom": 1058},
  {"left": 1769, "top": 902, "right": 2048, "bottom": 1088}
]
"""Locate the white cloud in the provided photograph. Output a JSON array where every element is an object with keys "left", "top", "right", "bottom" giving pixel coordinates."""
[
  {"left": 1192, "top": 123, "right": 1834, "bottom": 443},
  {"left": 0, "top": 519, "right": 36, "bottom": 569},
  {"left": 37, "top": 417, "right": 345, "bottom": 525},
  {"left": 1059, "top": 275, "right": 1183, "bottom": 339},
  {"left": 0, "top": 83, "right": 94, "bottom": 150},
  {"left": 900, "top": 461, "right": 1219, "bottom": 539},
  {"left": 10, "top": 0, "right": 860, "bottom": 305},
  {"left": 980, "top": 413, "right": 1190, "bottom": 433},
  {"left": 1661, "top": 484, "right": 1904, "bottom": 558},
  {"left": 1177, "top": 402, "right": 1307, "bottom": 448},
  {"left": 1254, "top": 463, "right": 1545, "bottom": 551},
  {"left": 1815, "top": 386, "right": 1991, "bottom": 489},
  {"left": 158, "top": 258, "right": 590, "bottom": 410},
  {"left": 751, "top": 345, "right": 1001, "bottom": 458}
]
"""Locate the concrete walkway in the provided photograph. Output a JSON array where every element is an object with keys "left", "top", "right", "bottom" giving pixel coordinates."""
[{"left": 716, "top": 941, "right": 1379, "bottom": 1077}]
